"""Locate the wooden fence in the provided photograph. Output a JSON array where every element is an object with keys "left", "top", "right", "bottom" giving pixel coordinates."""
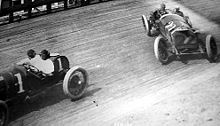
[{"left": 0, "top": 0, "right": 109, "bottom": 24}]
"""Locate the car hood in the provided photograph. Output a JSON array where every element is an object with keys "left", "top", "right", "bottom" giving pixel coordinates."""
[{"left": 170, "top": 23, "right": 191, "bottom": 35}]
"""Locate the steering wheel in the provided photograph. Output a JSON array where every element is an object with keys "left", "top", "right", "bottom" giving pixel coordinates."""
[{"left": 23, "top": 63, "right": 40, "bottom": 73}]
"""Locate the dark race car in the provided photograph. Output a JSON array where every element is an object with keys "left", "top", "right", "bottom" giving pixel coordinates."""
[
  {"left": 142, "top": 7, "right": 191, "bottom": 37},
  {"left": 0, "top": 53, "right": 88, "bottom": 126},
  {"left": 141, "top": 13, "right": 217, "bottom": 64}
]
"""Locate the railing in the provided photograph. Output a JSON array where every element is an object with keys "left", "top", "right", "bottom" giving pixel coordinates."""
[{"left": 0, "top": 0, "right": 109, "bottom": 25}]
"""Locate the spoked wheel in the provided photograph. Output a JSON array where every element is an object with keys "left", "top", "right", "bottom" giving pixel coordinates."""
[
  {"left": 154, "top": 35, "right": 169, "bottom": 64},
  {"left": 0, "top": 101, "right": 8, "bottom": 126},
  {"left": 141, "top": 15, "right": 152, "bottom": 36},
  {"left": 63, "top": 66, "right": 88, "bottom": 100},
  {"left": 206, "top": 34, "right": 218, "bottom": 62}
]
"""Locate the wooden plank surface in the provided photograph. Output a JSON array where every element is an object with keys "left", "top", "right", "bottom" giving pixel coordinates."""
[{"left": 0, "top": 0, "right": 219, "bottom": 125}]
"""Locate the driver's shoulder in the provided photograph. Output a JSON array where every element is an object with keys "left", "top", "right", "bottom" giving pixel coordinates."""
[
  {"left": 30, "top": 55, "right": 42, "bottom": 65},
  {"left": 153, "top": 9, "right": 160, "bottom": 13},
  {"left": 50, "top": 53, "right": 60, "bottom": 57},
  {"left": 30, "top": 55, "right": 41, "bottom": 62},
  {"left": 44, "top": 59, "right": 54, "bottom": 68},
  {"left": 47, "top": 59, "right": 54, "bottom": 64},
  {"left": 34, "top": 55, "right": 41, "bottom": 60}
]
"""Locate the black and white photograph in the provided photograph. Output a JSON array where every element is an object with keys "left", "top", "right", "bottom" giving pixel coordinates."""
[{"left": 0, "top": 0, "right": 220, "bottom": 125}]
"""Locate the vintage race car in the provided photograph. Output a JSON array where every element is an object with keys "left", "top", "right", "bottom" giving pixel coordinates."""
[
  {"left": 0, "top": 53, "right": 88, "bottom": 126},
  {"left": 141, "top": 13, "right": 218, "bottom": 64},
  {"left": 142, "top": 8, "right": 191, "bottom": 37}
]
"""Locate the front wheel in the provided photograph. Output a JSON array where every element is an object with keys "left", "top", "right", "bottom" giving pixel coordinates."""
[
  {"left": 0, "top": 101, "right": 8, "bottom": 126},
  {"left": 141, "top": 15, "right": 152, "bottom": 36},
  {"left": 206, "top": 34, "right": 218, "bottom": 62},
  {"left": 63, "top": 66, "right": 88, "bottom": 100},
  {"left": 154, "top": 35, "right": 169, "bottom": 64}
]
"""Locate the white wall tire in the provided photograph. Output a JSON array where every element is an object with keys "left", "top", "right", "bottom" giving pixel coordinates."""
[
  {"left": 141, "top": 15, "right": 152, "bottom": 36},
  {"left": 63, "top": 66, "right": 88, "bottom": 100},
  {"left": 0, "top": 101, "right": 8, "bottom": 126},
  {"left": 154, "top": 35, "right": 169, "bottom": 64},
  {"left": 206, "top": 34, "right": 218, "bottom": 62}
]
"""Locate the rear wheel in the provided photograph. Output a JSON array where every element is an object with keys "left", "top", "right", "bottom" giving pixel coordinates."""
[
  {"left": 154, "top": 35, "right": 169, "bottom": 64},
  {"left": 206, "top": 34, "right": 218, "bottom": 62},
  {"left": 0, "top": 101, "right": 8, "bottom": 126},
  {"left": 141, "top": 15, "right": 152, "bottom": 36},
  {"left": 63, "top": 66, "right": 88, "bottom": 100}
]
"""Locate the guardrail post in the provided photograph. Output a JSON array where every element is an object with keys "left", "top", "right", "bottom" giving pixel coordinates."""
[
  {"left": 64, "top": 0, "right": 68, "bottom": 9},
  {"left": 28, "top": 7, "right": 32, "bottom": 18},
  {"left": 9, "top": 0, "right": 14, "bottom": 23},
  {"left": 46, "top": 3, "right": 51, "bottom": 13},
  {"left": 9, "top": 13, "right": 14, "bottom": 23},
  {"left": 28, "top": 0, "right": 32, "bottom": 18}
]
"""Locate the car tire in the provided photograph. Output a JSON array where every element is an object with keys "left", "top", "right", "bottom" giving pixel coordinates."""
[
  {"left": 141, "top": 15, "right": 152, "bottom": 36},
  {"left": 63, "top": 66, "right": 88, "bottom": 100},
  {"left": 206, "top": 34, "right": 218, "bottom": 63},
  {"left": 0, "top": 101, "right": 8, "bottom": 126},
  {"left": 154, "top": 35, "right": 169, "bottom": 64}
]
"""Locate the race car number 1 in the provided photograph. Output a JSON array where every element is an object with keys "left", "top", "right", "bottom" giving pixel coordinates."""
[{"left": 15, "top": 73, "right": 25, "bottom": 93}]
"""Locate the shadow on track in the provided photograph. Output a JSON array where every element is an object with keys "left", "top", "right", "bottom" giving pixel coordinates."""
[
  {"left": 164, "top": 53, "right": 220, "bottom": 65},
  {"left": 8, "top": 83, "right": 101, "bottom": 123}
]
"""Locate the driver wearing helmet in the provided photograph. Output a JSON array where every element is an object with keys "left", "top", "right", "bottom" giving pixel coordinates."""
[
  {"left": 17, "top": 49, "right": 54, "bottom": 75},
  {"left": 36, "top": 49, "right": 54, "bottom": 75},
  {"left": 149, "top": 3, "right": 168, "bottom": 22},
  {"left": 157, "top": 3, "right": 168, "bottom": 17},
  {"left": 174, "top": 7, "right": 184, "bottom": 17},
  {"left": 17, "top": 49, "right": 41, "bottom": 66}
]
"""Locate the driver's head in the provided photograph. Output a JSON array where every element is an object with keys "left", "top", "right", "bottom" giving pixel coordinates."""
[
  {"left": 160, "top": 3, "right": 166, "bottom": 11},
  {"left": 40, "top": 49, "right": 50, "bottom": 60},
  {"left": 175, "top": 7, "right": 180, "bottom": 11},
  {"left": 27, "top": 49, "right": 36, "bottom": 59}
]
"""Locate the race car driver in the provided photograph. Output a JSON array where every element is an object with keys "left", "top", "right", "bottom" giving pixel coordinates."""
[
  {"left": 157, "top": 3, "right": 168, "bottom": 17},
  {"left": 17, "top": 49, "right": 41, "bottom": 66},
  {"left": 17, "top": 49, "right": 54, "bottom": 76},
  {"left": 173, "top": 7, "right": 184, "bottom": 17},
  {"left": 149, "top": 3, "right": 168, "bottom": 23},
  {"left": 37, "top": 49, "right": 54, "bottom": 75}
]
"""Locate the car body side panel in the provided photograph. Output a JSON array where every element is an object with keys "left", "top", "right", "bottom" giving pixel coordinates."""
[
  {"left": 52, "top": 56, "right": 70, "bottom": 73},
  {"left": 0, "top": 55, "right": 70, "bottom": 102},
  {"left": 0, "top": 65, "right": 28, "bottom": 100},
  {"left": 157, "top": 14, "right": 198, "bottom": 50}
]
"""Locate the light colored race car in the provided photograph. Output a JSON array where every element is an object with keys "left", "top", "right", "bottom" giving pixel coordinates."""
[
  {"left": 0, "top": 53, "right": 88, "bottom": 126},
  {"left": 142, "top": 13, "right": 218, "bottom": 64}
]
